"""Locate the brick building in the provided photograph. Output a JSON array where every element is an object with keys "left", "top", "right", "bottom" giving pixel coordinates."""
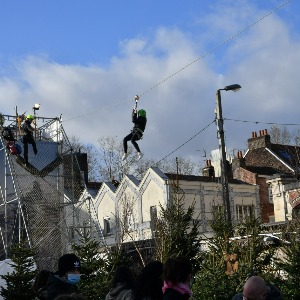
[{"left": 232, "top": 129, "right": 300, "bottom": 223}]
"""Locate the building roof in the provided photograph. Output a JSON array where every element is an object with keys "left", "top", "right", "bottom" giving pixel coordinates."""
[
  {"left": 164, "top": 173, "right": 247, "bottom": 184},
  {"left": 233, "top": 130, "right": 300, "bottom": 180},
  {"left": 104, "top": 182, "right": 118, "bottom": 192},
  {"left": 87, "top": 182, "right": 103, "bottom": 189},
  {"left": 86, "top": 182, "right": 102, "bottom": 197},
  {"left": 270, "top": 143, "right": 300, "bottom": 167},
  {"left": 150, "top": 167, "right": 169, "bottom": 180},
  {"left": 127, "top": 174, "right": 140, "bottom": 186}
]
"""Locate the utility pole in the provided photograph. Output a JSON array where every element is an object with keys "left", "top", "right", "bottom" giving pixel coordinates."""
[
  {"left": 216, "top": 90, "right": 231, "bottom": 225},
  {"left": 215, "top": 84, "right": 241, "bottom": 228}
]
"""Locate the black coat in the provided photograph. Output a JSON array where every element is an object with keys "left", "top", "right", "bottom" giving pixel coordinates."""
[
  {"left": 162, "top": 289, "right": 190, "bottom": 300},
  {"left": 46, "top": 274, "right": 80, "bottom": 300},
  {"left": 132, "top": 110, "right": 147, "bottom": 133},
  {"left": 22, "top": 120, "right": 35, "bottom": 136},
  {"left": 231, "top": 283, "right": 283, "bottom": 300}
]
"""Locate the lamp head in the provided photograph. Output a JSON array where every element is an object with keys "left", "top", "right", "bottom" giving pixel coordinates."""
[
  {"left": 223, "top": 84, "right": 241, "bottom": 92},
  {"left": 33, "top": 103, "right": 40, "bottom": 110}
]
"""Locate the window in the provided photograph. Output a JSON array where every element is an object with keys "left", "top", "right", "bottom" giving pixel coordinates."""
[
  {"left": 150, "top": 206, "right": 157, "bottom": 231},
  {"left": 125, "top": 212, "right": 133, "bottom": 231},
  {"left": 236, "top": 205, "right": 254, "bottom": 222},
  {"left": 279, "top": 150, "right": 292, "bottom": 160},
  {"left": 103, "top": 217, "right": 111, "bottom": 236},
  {"left": 212, "top": 205, "right": 225, "bottom": 218},
  {"left": 268, "top": 186, "right": 273, "bottom": 204}
]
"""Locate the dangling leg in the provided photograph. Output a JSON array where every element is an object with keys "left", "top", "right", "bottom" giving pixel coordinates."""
[
  {"left": 131, "top": 135, "right": 141, "bottom": 152},
  {"left": 122, "top": 132, "right": 132, "bottom": 160},
  {"left": 131, "top": 133, "right": 143, "bottom": 160}
]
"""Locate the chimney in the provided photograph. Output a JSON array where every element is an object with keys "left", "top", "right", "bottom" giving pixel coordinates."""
[
  {"left": 202, "top": 159, "right": 215, "bottom": 178},
  {"left": 247, "top": 130, "right": 271, "bottom": 150},
  {"left": 111, "top": 176, "right": 120, "bottom": 188},
  {"left": 251, "top": 131, "right": 257, "bottom": 138},
  {"left": 232, "top": 150, "right": 246, "bottom": 171}
]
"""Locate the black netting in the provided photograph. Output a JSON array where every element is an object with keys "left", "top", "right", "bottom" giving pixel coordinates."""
[{"left": 0, "top": 116, "right": 105, "bottom": 270}]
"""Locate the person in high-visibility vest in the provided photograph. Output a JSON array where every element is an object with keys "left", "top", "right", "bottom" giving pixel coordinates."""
[{"left": 21, "top": 114, "right": 38, "bottom": 165}]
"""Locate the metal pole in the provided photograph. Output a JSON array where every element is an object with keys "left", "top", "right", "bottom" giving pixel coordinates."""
[
  {"left": 34, "top": 109, "right": 37, "bottom": 140},
  {"left": 4, "top": 149, "right": 8, "bottom": 258},
  {"left": 216, "top": 90, "right": 232, "bottom": 226}
]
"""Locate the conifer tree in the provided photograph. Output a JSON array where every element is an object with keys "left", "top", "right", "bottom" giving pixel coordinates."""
[
  {"left": 274, "top": 219, "right": 300, "bottom": 299},
  {"left": 0, "top": 242, "right": 37, "bottom": 300},
  {"left": 72, "top": 232, "right": 131, "bottom": 300},
  {"left": 153, "top": 180, "right": 201, "bottom": 263},
  {"left": 192, "top": 213, "right": 277, "bottom": 300},
  {"left": 0, "top": 113, "right": 3, "bottom": 127}
]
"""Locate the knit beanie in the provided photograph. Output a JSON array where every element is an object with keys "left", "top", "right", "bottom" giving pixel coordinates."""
[{"left": 58, "top": 253, "right": 81, "bottom": 276}]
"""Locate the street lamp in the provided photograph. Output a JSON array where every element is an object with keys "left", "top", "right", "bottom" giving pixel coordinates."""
[
  {"left": 32, "top": 103, "right": 40, "bottom": 139},
  {"left": 215, "top": 84, "right": 241, "bottom": 227}
]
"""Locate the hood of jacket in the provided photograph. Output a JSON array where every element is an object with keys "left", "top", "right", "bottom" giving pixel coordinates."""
[{"left": 106, "top": 283, "right": 133, "bottom": 300}]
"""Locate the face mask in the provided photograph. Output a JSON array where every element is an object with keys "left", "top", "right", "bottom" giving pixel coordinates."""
[{"left": 67, "top": 273, "right": 80, "bottom": 285}]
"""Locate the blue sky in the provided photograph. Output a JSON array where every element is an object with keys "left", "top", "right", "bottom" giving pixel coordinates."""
[{"left": 0, "top": 0, "right": 299, "bottom": 166}]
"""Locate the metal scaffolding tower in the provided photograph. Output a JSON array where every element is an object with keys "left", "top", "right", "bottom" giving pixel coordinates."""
[{"left": 0, "top": 113, "right": 104, "bottom": 270}]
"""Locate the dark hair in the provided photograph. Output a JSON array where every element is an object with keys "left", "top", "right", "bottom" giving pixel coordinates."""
[
  {"left": 110, "top": 266, "right": 135, "bottom": 290},
  {"left": 32, "top": 269, "right": 52, "bottom": 294},
  {"left": 135, "top": 260, "right": 163, "bottom": 300},
  {"left": 163, "top": 256, "right": 192, "bottom": 285}
]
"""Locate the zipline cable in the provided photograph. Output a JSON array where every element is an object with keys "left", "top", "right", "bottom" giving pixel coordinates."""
[
  {"left": 63, "top": 0, "right": 291, "bottom": 123},
  {"left": 139, "top": 0, "right": 291, "bottom": 98},
  {"left": 154, "top": 119, "right": 215, "bottom": 165}
]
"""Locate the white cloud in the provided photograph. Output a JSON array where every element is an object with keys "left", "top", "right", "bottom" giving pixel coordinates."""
[{"left": 0, "top": 1, "right": 299, "bottom": 166}]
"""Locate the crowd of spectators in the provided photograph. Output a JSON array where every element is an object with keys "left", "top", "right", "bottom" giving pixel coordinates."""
[{"left": 32, "top": 253, "right": 283, "bottom": 300}]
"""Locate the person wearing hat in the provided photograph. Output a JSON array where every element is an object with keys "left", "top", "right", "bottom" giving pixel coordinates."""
[
  {"left": 122, "top": 107, "right": 147, "bottom": 161},
  {"left": 46, "top": 253, "right": 83, "bottom": 300},
  {"left": 21, "top": 114, "right": 38, "bottom": 166}
]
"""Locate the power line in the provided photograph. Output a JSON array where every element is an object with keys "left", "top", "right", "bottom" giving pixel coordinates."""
[
  {"left": 63, "top": 0, "right": 291, "bottom": 123},
  {"left": 155, "top": 119, "right": 215, "bottom": 165},
  {"left": 224, "top": 118, "right": 300, "bottom": 127}
]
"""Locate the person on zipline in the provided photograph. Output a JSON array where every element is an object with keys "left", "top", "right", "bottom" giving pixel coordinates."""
[
  {"left": 22, "top": 114, "right": 38, "bottom": 166},
  {"left": 122, "top": 106, "right": 147, "bottom": 161}
]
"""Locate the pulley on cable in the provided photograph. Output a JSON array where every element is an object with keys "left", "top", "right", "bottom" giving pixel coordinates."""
[{"left": 134, "top": 95, "right": 139, "bottom": 111}]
